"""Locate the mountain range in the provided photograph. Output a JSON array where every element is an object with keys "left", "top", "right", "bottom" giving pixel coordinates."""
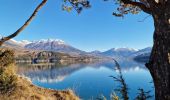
[
  {"left": 1, "top": 39, "right": 152, "bottom": 62},
  {"left": 25, "top": 39, "right": 85, "bottom": 56},
  {"left": 90, "top": 47, "right": 151, "bottom": 61}
]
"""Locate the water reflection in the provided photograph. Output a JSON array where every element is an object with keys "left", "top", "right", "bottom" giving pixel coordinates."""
[{"left": 17, "top": 60, "right": 153, "bottom": 99}]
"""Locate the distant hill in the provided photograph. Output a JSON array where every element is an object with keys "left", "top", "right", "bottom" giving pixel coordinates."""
[
  {"left": 0, "top": 38, "right": 152, "bottom": 63},
  {"left": 101, "top": 48, "right": 137, "bottom": 60},
  {"left": 131, "top": 47, "right": 152, "bottom": 62},
  {"left": 90, "top": 47, "right": 152, "bottom": 62},
  {"left": 133, "top": 53, "right": 150, "bottom": 62},
  {"left": 0, "top": 39, "right": 103, "bottom": 63},
  {"left": 1, "top": 40, "right": 24, "bottom": 48},
  {"left": 130, "top": 47, "right": 152, "bottom": 57},
  {"left": 0, "top": 39, "right": 33, "bottom": 56}
]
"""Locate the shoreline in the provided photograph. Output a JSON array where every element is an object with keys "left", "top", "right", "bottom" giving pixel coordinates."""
[{"left": 0, "top": 74, "right": 79, "bottom": 100}]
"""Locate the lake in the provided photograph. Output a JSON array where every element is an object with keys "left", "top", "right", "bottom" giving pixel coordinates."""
[{"left": 17, "top": 60, "right": 154, "bottom": 100}]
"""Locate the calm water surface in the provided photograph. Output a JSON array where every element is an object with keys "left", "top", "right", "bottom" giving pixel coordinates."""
[{"left": 17, "top": 60, "right": 154, "bottom": 100}]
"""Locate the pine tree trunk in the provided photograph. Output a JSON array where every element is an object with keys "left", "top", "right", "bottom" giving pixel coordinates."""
[{"left": 146, "top": 14, "right": 170, "bottom": 100}]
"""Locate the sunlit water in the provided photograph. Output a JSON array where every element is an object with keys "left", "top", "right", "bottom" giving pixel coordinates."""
[{"left": 17, "top": 60, "right": 154, "bottom": 100}]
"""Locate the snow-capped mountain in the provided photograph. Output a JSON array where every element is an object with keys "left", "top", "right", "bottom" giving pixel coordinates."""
[
  {"left": 131, "top": 47, "right": 152, "bottom": 57},
  {"left": 25, "top": 39, "right": 86, "bottom": 55},
  {"left": 1, "top": 39, "right": 28, "bottom": 48},
  {"left": 132, "top": 47, "right": 152, "bottom": 62},
  {"left": 89, "top": 47, "right": 152, "bottom": 61},
  {"left": 102, "top": 48, "right": 137, "bottom": 57},
  {"left": 0, "top": 37, "right": 152, "bottom": 62},
  {"left": 31, "top": 39, "right": 65, "bottom": 45},
  {"left": 9, "top": 39, "right": 31, "bottom": 46},
  {"left": 0, "top": 35, "right": 31, "bottom": 47}
]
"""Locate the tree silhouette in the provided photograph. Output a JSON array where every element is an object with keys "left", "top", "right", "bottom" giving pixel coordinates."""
[
  {"left": 135, "top": 88, "right": 153, "bottom": 100},
  {"left": 110, "top": 59, "right": 129, "bottom": 100},
  {"left": 106, "top": 1, "right": 170, "bottom": 99}
]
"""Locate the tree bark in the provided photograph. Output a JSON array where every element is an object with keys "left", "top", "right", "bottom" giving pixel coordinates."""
[{"left": 146, "top": 13, "right": 170, "bottom": 100}]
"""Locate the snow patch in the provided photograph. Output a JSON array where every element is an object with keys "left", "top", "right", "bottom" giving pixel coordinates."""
[
  {"left": 114, "top": 47, "right": 138, "bottom": 51},
  {"left": 10, "top": 39, "right": 31, "bottom": 46},
  {"left": 32, "top": 38, "right": 65, "bottom": 45}
]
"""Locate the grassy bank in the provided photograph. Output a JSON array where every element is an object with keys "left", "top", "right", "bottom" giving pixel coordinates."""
[
  {"left": 0, "top": 75, "right": 79, "bottom": 100},
  {"left": 0, "top": 50, "right": 79, "bottom": 100}
]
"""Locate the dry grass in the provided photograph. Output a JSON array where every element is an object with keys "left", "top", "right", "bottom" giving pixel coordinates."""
[
  {"left": 0, "top": 64, "right": 17, "bottom": 94},
  {"left": 0, "top": 76, "right": 79, "bottom": 100},
  {"left": 0, "top": 49, "right": 79, "bottom": 100}
]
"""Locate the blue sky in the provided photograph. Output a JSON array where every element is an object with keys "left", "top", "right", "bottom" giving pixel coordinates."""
[{"left": 0, "top": 0, "right": 154, "bottom": 52}]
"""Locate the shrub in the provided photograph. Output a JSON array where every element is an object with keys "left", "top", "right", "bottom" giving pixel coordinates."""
[
  {"left": 0, "top": 49, "right": 15, "bottom": 67},
  {"left": 0, "top": 50, "right": 17, "bottom": 94},
  {"left": 135, "top": 88, "right": 153, "bottom": 100},
  {"left": 110, "top": 93, "right": 120, "bottom": 100}
]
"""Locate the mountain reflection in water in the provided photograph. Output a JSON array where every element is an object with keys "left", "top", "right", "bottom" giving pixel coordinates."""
[{"left": 17, "top": 60, "right": 154, "bottom": 99}]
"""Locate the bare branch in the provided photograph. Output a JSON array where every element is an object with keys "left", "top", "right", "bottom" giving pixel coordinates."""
[
  {"left": 0, "top": 0, "right": 47, "bottom": 46},
  {"left": 138, "top": 15, "right": 151, "bottom": 22},
  {"left": 121, "top": 0, "right": 151, "bottom": 14}
]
